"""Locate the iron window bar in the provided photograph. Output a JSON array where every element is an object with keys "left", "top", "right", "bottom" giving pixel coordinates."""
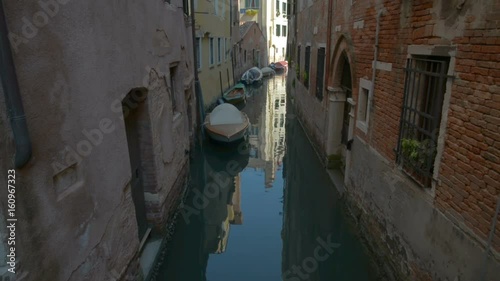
[{"left": 395, "top": 56, "right": 453, "bottom": 188}]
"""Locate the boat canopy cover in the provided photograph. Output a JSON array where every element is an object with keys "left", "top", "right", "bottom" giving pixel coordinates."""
[
  {"left": 242, "top": 67, "right": 262, "bottom": 81},
  {"left": 261, "top": 67, "right": 275, "bottom": 75},
  {"left": 209, "top": 103, "right": 245, "bottom": 125}
]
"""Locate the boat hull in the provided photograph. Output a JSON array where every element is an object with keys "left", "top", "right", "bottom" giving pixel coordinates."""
[
  {"left": 223, "top": 84, "right": 246, "bottom": 104},
  {"left": 241, "top": 67, "right": 263, "bottom": 85},
  {"left": 204, "top": 112, "right": 250, "bottom": 143},
  {"left": 206, "top": 127, "right": 247, "bottom": 143}
]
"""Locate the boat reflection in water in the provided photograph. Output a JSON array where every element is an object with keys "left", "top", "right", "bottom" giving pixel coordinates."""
[
  {"left": 202, "top": 140, "right": 249, "bottom": 255},
  {"left": 156, "top": 138, "right": 249, "bottom": 281}
]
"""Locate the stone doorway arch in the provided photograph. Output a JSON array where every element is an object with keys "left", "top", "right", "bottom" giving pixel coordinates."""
[{"left": 326, "top": 36, "right": 355, "bottom": 175}]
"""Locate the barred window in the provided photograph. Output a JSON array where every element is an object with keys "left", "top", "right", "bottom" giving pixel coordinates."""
[
  {"left": 396, "top": 56, "right": 450, "bottom": 188},
  {"left": 315, "top": 47, "right": 326, "bottom": 100},
  {"left": 304, "top": 46, "right": 311, "bottom": 89},
  {"left": 297, "top": 46, "right": 301, "bottom": 78}
]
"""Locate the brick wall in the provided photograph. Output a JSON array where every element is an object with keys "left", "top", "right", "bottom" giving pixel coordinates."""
[
  {"left": 331, "top": 0, "right": 500, "bottom": 253},
  {"left": 290, "top": 0, "right": 500, "bottom": 279},
  {"left": 436, "top": 0, "right": 500, "bottom": 251}
]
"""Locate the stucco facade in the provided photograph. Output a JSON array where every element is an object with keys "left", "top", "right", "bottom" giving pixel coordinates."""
[
  {"left": 0, "top": 0, "right": 196, "bottom": 280},
  {"left": 287, "top": 0, "right": 500, "bottom": 280},
  {"left": 194, "top": 0, "right": 235, "bottom": 108}
]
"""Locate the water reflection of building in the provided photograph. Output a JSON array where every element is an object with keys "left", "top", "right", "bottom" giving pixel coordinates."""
[
  {"left": 202, "top": 142, "right": 249, "bottom": 255},
  {"left": 244, "top": 77, "right": 287, "bottom": 188}
]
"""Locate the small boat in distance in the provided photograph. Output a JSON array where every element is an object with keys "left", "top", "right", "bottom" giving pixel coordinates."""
[
  {"left": 270, "top": 61, "right": 288, "bottom": 73},
  {"left": 204, "top": 103, "right": 250, "bottom": 143},
  {"left": 261, "top": 66, "right": 276, "bottom": 77},
  {"left": 223, "top": 83, "right": 246, "bottom": 104},
  {"left": 241, "top": 67, "right": 263, "bottom": 85}
]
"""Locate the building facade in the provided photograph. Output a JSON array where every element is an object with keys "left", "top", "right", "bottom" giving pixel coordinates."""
[
  {"left": 0, "top": 0, "right": 197, "bottom": 280},
  {"left": 239, "top": 0, "right": 290, "bottom": 64},
  {"left": 288, "top": 0, "right": 500, "bottom": 280},
  {"left": 194, "top": 0, "right": 235, "bottom": 108},
  {"left": 234, "top": 21, "right": 268, "bottom": 79}
]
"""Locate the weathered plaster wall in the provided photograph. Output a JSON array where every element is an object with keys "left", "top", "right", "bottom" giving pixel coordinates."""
[{"left": 0, "top": 0, "right": 196, "bottom": 280}]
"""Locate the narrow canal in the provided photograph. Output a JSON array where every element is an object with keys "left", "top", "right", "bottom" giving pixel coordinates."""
[{"left": 155, "top": 74, "right": 381, "bottom": 281}]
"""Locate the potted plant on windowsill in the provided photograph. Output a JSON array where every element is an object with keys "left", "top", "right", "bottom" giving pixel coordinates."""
[
  {"left": 400, "top": 137, "right": 437, "bottom": 187},
  {"left": 302, "top": 71, "right": 308, "bottom": 85},
  {"left": 246, "top": 9, "right": 258, "bottom": 16}
]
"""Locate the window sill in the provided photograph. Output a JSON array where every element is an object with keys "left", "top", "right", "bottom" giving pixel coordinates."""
[{"left": 356, "top": 120, "right": 368, "bottom": 134}]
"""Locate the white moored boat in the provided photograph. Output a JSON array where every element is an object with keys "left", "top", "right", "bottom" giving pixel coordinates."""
[{"left": 204, "top": 103, "right": 250, "bottom": 143}]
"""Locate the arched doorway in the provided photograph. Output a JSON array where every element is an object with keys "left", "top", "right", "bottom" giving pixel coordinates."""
[
  {"left": 326, "top": 39, "right": 354, "bottom": 175},
  {"left": 339, "top": 52, "right": 352, "bottom": 147}
]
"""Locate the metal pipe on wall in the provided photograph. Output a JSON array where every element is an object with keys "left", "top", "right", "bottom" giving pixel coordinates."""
[
  {"left": 0, "top": 0, "right": 32, "bottom": 168},
  {"left": 190, "top": 0, "right": 205, "bottom": 140}
]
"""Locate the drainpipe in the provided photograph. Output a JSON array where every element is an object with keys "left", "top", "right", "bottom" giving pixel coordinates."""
[
  {"left": 324, "top": 0, "right": 333, "bottom": 91},
  {"left": 190, "top": 0, "right": 205, "bottom": 141},
  {"left": 369, "top": 8, "right": 386, "bottom": 118},
  {"left": 0, "top": 0, "right": 32, "bottom": 168}
]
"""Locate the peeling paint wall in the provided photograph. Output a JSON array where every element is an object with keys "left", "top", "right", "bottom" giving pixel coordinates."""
[{"left": 0, "top": 0, "right": 196, "bottom": 280}]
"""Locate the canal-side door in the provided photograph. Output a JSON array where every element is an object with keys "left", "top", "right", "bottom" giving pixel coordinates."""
[
  {"left": 123, "top": 90, "right": 149, "bottom": 240},
  {"left": 340, "top": 54, "right": 352, "bottom": 170}
]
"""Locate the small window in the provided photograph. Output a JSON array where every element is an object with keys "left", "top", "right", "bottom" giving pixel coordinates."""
[
  {"left": 276, "top": 0, "right": 280, "bottom": 13},
  {"left": 169, "top": 66, "right": 178, "bottom": 112},
  {"left": 183, "top": 0, "right": 190, "bottom": 15},
  {"left": 209, "top": 38, "right": 215, "bottom": 66},
  {"left": 356, "top": 78, "right": 372, "bottom": 133},
  {"left": 276, "top": 24, "right": 281, "bottom": 36},
  {"left": 282, "top": 25, "right": 287, "bottom": 37},
  {"left": 282, "top": 2, "right": 287, "bottom": 15},
  {"left": 217, "top": 38, "right": 222, "bottom": 64},
  {"left": 396, "top": 56, "right": 450, "bottom": 188}
]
